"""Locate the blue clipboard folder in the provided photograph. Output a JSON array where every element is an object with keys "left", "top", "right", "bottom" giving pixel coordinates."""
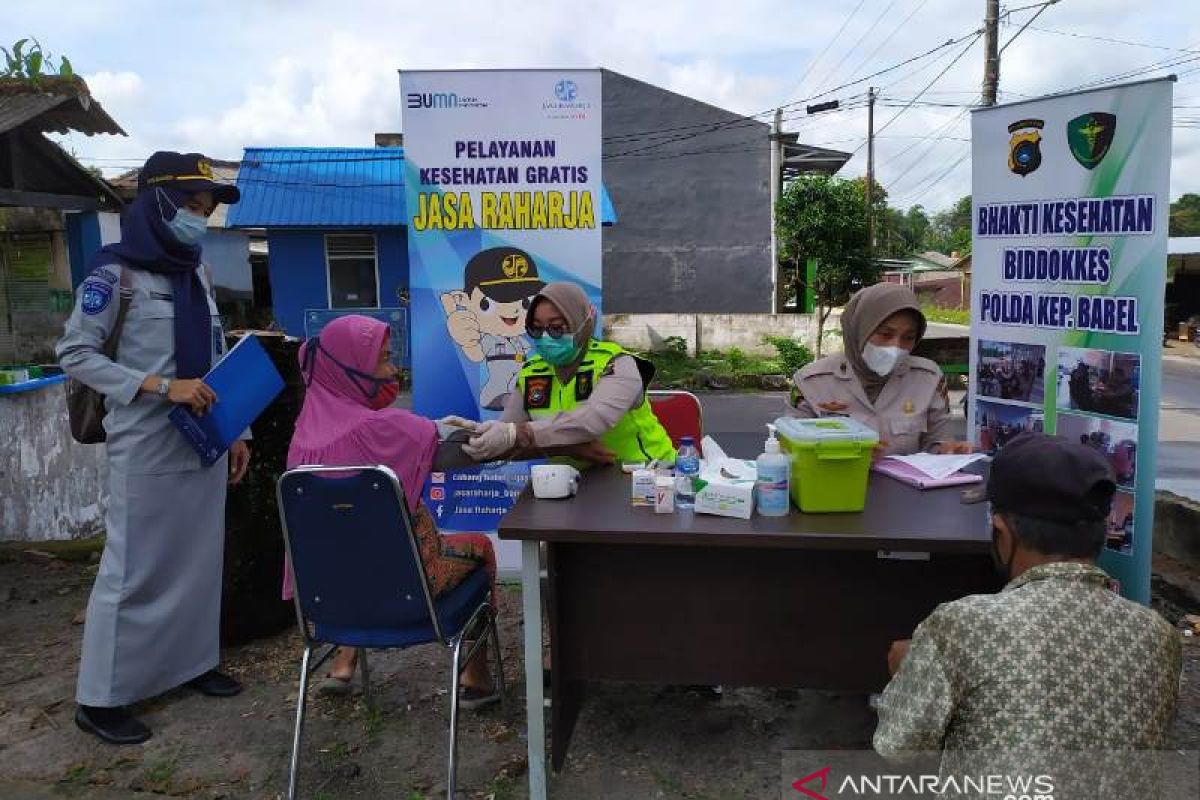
[{"left": 169, "top": 334, "right": 285, "bottom": 466}]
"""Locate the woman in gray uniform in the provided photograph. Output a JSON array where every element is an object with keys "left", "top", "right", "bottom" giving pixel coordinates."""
[{"left": 56, "top": 152, "right": 251, "bottom": 745}]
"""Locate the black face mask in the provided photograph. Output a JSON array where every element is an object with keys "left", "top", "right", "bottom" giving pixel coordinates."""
[{"left": 990, "top": 525, "right": 1017, "bottom": 581}]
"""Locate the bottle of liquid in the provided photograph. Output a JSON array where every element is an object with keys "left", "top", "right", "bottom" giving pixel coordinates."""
[
  {"left": 756, "top": 424, "right": 791, "bottom": 517},
  {"left": 674, "top": 436, "right": 700, "bottom": 511}
]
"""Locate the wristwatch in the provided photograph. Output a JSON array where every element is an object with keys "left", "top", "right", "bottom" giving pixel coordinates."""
[{"left": 157, "top": 378, "right": 171, "bottom": 399}]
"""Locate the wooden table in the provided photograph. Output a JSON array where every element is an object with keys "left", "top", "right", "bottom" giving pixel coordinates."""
[{"left": 498, "top": 433, "right": 999, "bottom": 800}]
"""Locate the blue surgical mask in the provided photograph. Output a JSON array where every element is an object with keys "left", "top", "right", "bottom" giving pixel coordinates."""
[
  {"left": 534, "top": 335, "right": 580, "bottom": 366},
  {"left": 158, "top": 189, "right": 207, "bottom": 246}
]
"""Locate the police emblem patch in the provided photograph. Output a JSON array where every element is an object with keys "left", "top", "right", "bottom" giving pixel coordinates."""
[
  {"left": 88, "top": 266, "right": 119, "bottom": 286},
  {"left": 1007, "top": 118, "right": 1044, "bottom": 177},
  {"left": 1067, "top": 112, "right": 1116, "bottom": 170},
  {"left": 525, "top": 377, "right": 551, "bottom": 409},
  {"left": 575, "top": 370, "right": 594, "bottom": 401},
  {"left": 81, "top": 281, "right": 113, "bottom": 315}
]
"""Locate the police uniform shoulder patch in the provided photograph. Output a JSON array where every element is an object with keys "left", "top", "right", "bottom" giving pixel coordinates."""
[
  {"left": 88, "top": 266, "right": 119, "bottom": 286},
  {"left": 81, "top": 281, "right": 113, "bottom": 315},
  {"left": 525, "top": 376, "right": 551, "bottom": 409},
  {"left": 575, "top": 369, "right": 594, "bottom": 401}
]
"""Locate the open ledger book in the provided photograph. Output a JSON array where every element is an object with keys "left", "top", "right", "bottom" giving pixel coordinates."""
[{"left": 872, "top": 452, "right": 987, "bottom": 490}]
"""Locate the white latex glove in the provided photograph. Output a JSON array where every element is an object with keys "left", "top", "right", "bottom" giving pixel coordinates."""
[{"left": 463, "top": 420, "right": 517, "bottom": 461}]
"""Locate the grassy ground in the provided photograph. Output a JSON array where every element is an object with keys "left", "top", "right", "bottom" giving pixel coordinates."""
[{"left": 920, "top": 304, "right": 970, "bottom": 325}]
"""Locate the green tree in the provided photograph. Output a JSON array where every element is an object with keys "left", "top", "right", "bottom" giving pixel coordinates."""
[
  {"left": 1170, "top": 193, "right": 1200, "bottom": 236},
  {"left": 776, "top": 174, "right": 877, "bottom": 356},
  {"left": 925, "top": 194, "right": 972, "bottom": 256}
]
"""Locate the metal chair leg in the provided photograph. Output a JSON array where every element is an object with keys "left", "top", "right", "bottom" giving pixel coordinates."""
[
  {"left": 447, "top": 636, "right": 465, "bottom": 800},
  {"left": 487, "top": 607, "right": 508, "bottom": 715},
  {"left": 288, "top": 644, "right": 313, "bottom": 800},
  {"left": 359, "top": 648, "right": 373, "bottom": 711}
]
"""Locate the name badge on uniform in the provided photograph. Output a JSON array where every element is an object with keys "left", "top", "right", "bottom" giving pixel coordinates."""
[
  {"left": 575, "top": 369, "right": 594, "bottom": 401},
  {"left": 525, "top": 377, "right": 551, "bottom": 409}
]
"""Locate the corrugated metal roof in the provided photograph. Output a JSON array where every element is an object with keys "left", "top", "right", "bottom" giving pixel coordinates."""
[
  {"left": 227, "top": 147, "right": 406, "bottom": 228},
  {"left": 226, "top": 146, "right": 616, "bottom": 228},
  {"left": 0, "top": 83, "right": 125, "bottom": 136}
]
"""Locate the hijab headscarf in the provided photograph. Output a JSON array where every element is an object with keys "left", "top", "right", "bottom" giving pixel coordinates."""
[
  {"left": 840, "top": 282, "right": 927, "bottom": 403},
  {"left": 527, "top": 281, "right": 596, "bottom": 375},
  {"left": 288, "top": 314, "right": 436, "bottom": 512},
  {"left": 99, "top": 185, "right": 211, "bottom": 378}
]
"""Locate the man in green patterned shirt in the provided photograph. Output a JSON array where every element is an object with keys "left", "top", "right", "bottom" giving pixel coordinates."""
[{"left": 874, "top": 433, "right": 1181, "bottom": 790}]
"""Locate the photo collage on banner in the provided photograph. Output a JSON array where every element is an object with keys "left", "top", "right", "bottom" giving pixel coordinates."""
[
  {"left": 969, "top": 77, "right": 1172, "bottom": 602},
  {"left": 400, "top": 70, "right": 602, "bottom": 569}
]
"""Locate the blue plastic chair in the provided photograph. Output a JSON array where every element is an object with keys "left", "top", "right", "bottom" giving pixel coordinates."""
[{"left": 276, "top": 465, "right": 505, "bottom": 800}]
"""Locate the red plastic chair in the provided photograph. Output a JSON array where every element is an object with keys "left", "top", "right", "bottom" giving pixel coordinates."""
[{"left": 648, "top": 390, "right": 704, "bottom": 456}]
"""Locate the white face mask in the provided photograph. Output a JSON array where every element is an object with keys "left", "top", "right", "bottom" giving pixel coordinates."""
[{"left": 862, "top": 342, "right": 905, "bottom": 376}]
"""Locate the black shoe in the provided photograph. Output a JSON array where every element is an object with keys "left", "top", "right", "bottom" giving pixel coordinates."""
[
  {"left": 184, "top": 669, "right": 242, "bottom": 697},
  {"left": 75, "top": 705, "right": 151, "bottom": 745}
]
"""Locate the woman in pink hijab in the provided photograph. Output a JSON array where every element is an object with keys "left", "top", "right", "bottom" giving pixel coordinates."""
[{"left": 284, "top": 315, "right": 498, "bottom": 706}]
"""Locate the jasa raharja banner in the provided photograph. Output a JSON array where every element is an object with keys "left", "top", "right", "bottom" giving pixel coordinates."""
[{"left": 400, "top": 69, "right": 602, "bottom": 558}]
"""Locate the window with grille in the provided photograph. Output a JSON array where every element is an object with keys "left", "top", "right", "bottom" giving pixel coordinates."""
[{"left": 325, "top": 233, "right": 379, "bottom": 309}]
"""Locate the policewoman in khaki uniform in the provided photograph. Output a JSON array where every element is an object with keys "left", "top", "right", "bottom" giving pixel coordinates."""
[
  {"left": 461, "top": 282, "right": 677, "bottom": 465},
  {"left": 787, "top": 282, "right": 972, "bottom": 456},
  {"left": 56, "top": 153, "right": 249, "bottom": 745}
]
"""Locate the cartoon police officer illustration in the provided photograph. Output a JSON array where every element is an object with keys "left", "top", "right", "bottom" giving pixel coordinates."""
[{"left": 441, "top": 246, "right": 546, "bottom": 410}]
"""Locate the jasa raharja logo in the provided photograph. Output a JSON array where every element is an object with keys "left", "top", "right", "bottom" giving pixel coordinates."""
[
  {"left": 555, "top": 80, "right": 578, "bottom": 102},
  {"left": 543, "top": 78, "right": 590, "bottom": 113},
  {"left": 406, "top": 92, "right": 488, "bottom": 110}
]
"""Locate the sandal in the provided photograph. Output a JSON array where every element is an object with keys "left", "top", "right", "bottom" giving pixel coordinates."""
[
  {"left": 316, "top": 674, "right": 354, "bottom": 696},
  {"left": 458, "top": 685, "right": 500, "bottom": 711}
]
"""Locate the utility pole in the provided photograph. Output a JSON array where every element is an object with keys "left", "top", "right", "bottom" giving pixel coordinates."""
[
  {"left": 770, "top": 107, "right": 783, "bottom": 314},
  {"left": 982, "top": 0, "right": 1000, "bottom": 106},
  {"left": 866, "top": 87, "right": 876, "bottom": 252}
]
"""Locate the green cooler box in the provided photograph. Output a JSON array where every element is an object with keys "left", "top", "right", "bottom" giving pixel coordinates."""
[{"left": 774, "top": 417, "right": 879, "bottom": 513}]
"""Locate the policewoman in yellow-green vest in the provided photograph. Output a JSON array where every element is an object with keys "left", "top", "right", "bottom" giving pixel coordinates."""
[{"left": 461, "top": 282, "right": 677, "bottom": 466}]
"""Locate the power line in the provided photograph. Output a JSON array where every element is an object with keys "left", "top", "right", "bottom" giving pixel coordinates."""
[
  {"left": 808, "top": 0, "right": 901, "bottom": 96},
  {"left": 779, "top": 0, "right": 869, "bottom": 105},
  {"left": 998, "top": 0, "right": 1061, "bottom": 55},
  {"left": 883, "top": 108, "right": 971, "bottom": 192},
  {"left": 839, "top": 0, "right": 933, "bottom": 89},
  {"left": 1024, "top": 25, "right": 1198, "bottom": 54},
  {"left": 851, "top": 32, "right": 983, "bottom": 154},
  {"left": 608, "top": 27, "right": 985, "bottom": 161}
]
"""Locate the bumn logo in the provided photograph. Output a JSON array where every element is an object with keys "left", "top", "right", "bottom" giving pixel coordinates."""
[{"left": 406, "top": 92, "right": 459, "bottom": 109}]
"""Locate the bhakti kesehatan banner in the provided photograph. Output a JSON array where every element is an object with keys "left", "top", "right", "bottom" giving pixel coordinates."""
[
  {"left": 400, "top": 69, "right": 602, "bottom": 562},
  {"left": 970, "top": 77, "right": 1173, "bottom": 603}
]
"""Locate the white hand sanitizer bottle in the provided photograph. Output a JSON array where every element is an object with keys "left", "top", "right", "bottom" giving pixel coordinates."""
[{"left": 756, "top": 423, "right": 790, "bottom": 517}]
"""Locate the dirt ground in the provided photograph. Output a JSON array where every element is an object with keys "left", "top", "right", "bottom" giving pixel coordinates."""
[{"left": 1, "top": 551, "right": 1198, "bottom": 800}]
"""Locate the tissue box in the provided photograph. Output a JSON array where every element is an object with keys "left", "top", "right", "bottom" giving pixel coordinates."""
[
  {"left": 692, "top": 435, "right": 757, "bottom": 519},
  {"left": 694, "top": 475, "right": 755, "bottom": 519}
]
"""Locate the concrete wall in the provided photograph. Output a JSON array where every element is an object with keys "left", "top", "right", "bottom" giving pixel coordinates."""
[
  {"left": 266, "top": 228, "right": 409, "bottom": 337},
  {"left": 604, "top": 311, "right": 843, "bottom": 356},
  {"left": 1, "top": 381, "right": 107, "bottom": 541},
  {"left": 601, "top": 70, "right": 772, "bottom": 314}
]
